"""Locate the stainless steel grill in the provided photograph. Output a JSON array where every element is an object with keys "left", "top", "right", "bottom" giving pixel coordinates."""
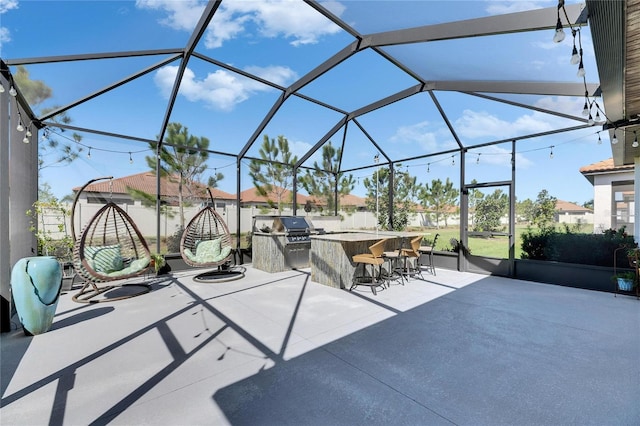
[
  {"left": 272, "top": 216, "right": 312, "bottom": 268},
  {"left": 272, "top": 216, "right": 312, "bottom": 243}
]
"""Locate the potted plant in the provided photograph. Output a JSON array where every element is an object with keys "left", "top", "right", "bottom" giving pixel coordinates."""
[
  {"left": 612, "top": 271, "right": 636, "bottom": 292},
  {"left": 150, "top": 253, "right": 167, "bottom": 275}
]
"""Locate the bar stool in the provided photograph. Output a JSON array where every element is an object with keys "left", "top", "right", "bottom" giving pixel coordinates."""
[
  {"left": 351, "top": 238, "right": 388, "bottom": 295},
  {"left": 382, "top": 246, "right": 406, "bottom": 286},
  {"left": 399, "top": 235, "right": 424, "bottom": 280},
  {"left": 418, "top": 233, "right": 439, "bottom": 276}
]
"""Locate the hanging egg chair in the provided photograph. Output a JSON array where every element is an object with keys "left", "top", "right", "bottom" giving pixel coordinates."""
[
  {"left": 180, "top": 188, "right": 234, "bottom": 268},
  {"left": 180, "top": 188, "right": 243, "bottom": 282},
  {"left": 71, "top": 177, "right": 151, "bottom": 303}
]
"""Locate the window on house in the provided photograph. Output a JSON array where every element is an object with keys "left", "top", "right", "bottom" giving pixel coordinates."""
[{"left": 612, "top": 182, "right": 634, "bottom": 233}]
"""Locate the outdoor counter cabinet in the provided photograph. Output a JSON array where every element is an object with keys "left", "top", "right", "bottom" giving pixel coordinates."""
[{"left": 310, "top": 231, "right": 423, "bottom": 289}]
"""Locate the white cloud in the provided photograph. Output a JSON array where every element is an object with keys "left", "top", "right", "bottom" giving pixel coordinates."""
[
  {"left": 0, "top": 0, "right": 18, "bottom": 14},
  {"left": 136, "top": 0, "right": 205, "bottom": 31},
  {"left": 0, "top": 0, "right": 18, "bottom": 44},
  {"left": 137, "top": 0, "right": 344, "bottom": 49},
  {"left": 0, "top": 26, "right": 10, "bottom": 44},
  {"left": 389, "top": 121, "right": 440, "bottom": 152},
  {"left": 244, "top": 65, "right": 298, "bottom": 87},
  {"left": 154, "top": 64, "right": 297, "bottom": 111},
  {"left": 455, "top": 109, "right": 554, "bottom": 140},
  {"left": 485, "top": 1, "right": 553, "bottom": 15}
]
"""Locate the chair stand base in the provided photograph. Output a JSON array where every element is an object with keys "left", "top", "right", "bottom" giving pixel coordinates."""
[
  {"left": 72, "top": 281, "right": 150, "bottom": 303},
  {"left": 349, "top": 277, "right": 386, "bottom": 295},
  {"left": 350, "top": 263, "right": 386, "bottom": 295},
  {"left": 194, "top": 266, "right": 246, "bottom": 283}
]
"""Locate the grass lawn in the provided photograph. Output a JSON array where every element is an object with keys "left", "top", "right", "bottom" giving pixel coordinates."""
[{"left": 416, "top": 223, "right": 594, "bottom": 259}]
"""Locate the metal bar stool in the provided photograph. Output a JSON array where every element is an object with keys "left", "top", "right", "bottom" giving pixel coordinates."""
[
  {"left": 351, "top": 238, "right": 388, "bottom": 295},
  {"left": 382, "top": 246, "right": 407, "bottom": 286},
  {"left": 418, "top": 233, "right": 439, "bottom": 276},
  {"left": 399, "top": 235, "right": 425, "bottom": 280}
]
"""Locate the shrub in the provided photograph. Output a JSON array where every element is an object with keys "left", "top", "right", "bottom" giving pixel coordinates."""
[
  {"left": 521, "top": 226, "right": 636, "bottom": 267},
  {"left": 166, "top": 227, "right": 184, "bottom": 254}
]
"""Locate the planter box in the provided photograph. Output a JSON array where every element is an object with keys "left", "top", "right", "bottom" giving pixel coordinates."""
[
  {"left": 431, "top": 251, "right": 459, "bottom": 271},
  {"left": 514, "top": 259, "right": 613, "bottom": 293}
]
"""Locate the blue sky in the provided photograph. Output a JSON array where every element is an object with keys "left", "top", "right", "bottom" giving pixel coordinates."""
[{"left": 1, "top": 0, "right": 610, "bottom": 205}]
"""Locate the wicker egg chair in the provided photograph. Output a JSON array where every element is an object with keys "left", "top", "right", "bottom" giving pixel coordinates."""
[
  {"left": 180, "top": 188, "right": 244, "bottom": 282},
  {"left": 180, "top": 188, "right": 235, "bottom": 269},
  {"left": 71, "top": 177, "right": 152, "bottom": 303}
]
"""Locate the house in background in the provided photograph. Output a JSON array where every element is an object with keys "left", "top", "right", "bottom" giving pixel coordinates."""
[
  {"left": 73, "top": 171, "right": 237, "bottom": 208},
  {"left": 239, "top": 186, "right": 310, "bottom": 211},
  {"left": 580, "top": 158, "right": 635, "bottom": 234},
  {"left": 554, "top": 200, "right": 593, "bottom": 225}
]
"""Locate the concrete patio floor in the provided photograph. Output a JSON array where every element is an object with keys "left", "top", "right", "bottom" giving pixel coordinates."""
[{"left": 1, "top": 265, "right": 638, "bottom": 425}]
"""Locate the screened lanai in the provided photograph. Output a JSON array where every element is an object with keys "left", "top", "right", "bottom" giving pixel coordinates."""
[{"left": 1, "top": 1, "right": 639, "bottom": 324}]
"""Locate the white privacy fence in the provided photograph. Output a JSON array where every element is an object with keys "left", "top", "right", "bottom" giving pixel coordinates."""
[{"left": 39, "top": 202, "right": 403, "bottom": 241}]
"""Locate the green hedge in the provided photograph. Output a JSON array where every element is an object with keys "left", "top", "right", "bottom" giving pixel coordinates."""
[{"left": 521, "top": 226, "right": 636, "bottom": 267}]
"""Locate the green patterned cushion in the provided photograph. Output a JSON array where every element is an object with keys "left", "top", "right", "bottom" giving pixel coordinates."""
[
  {"left": 86, "top": 245, "right": 123, "bottom": 273},
  {"left": 195, "top": 239, "right": 221, "bottom": 260},
  {"left": 108, "top": 256, "right": 150, "bottom": 277}
]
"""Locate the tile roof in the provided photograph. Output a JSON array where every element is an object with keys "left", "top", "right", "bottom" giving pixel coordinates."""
[
  {"left": 555, "top": 200, "right": 592, "bottom": 213},
  {"left": 579, "top": 158, "right": 634, "bottom": 174},
  {"left": 74, "top": 171, "right": 236, "bottom": 200},
  {"left": 239, "top": 186, "right": 310, "bottom": 204},
  {"left": 307, "top": 193, "right": 367, "bottom": 207}
]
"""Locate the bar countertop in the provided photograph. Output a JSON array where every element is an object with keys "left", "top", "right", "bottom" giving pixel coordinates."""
[{"left": 310, "top": 231, "right": 425, "bottom": 242}]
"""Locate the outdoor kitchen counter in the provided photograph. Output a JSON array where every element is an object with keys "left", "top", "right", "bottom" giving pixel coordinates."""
[{"left": 310, "top": 232, "right": 422, "bottom": 289}]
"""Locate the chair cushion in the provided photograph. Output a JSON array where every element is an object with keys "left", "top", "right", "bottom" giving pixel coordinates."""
[
  {"left": 187, "top": 239, "right": 232, "bottom": 264},
  {"left": 85, "top": 245, "right": 123, "bottom": 273},
  {"left": 108, "top": 257, "right": 150, "bottom": 277},
  {"left": 196, "top": 239, "right": 221, "bottom": 259}
]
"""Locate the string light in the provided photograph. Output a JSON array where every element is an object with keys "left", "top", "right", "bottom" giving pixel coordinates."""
[
  {"left": 427, "top": 163, "right": 430, "bottom": 173},
  {"left": 633, "top": 131, "right": 638, "bottom": 148},
  {"left": 9, "top": 85, "right": 17, "bottom": 97},
  {"left": 87, "top": 148, "right": 92, "bottom": 159},
  {"left": 476, "top": 153, "right": 481, "bottom": 164},
  {"left": 611, "top": 130, "right": 618, "bottom": 144},
  {"left": 570, "top": 30, "right": 580, "bottom": 64},
  {"left": 0, "top": 83, "right": 4, "bottom": 93},
  {"left": 16, "top": 118, "right": 24, "bottom": 132},
  {"left": 22, "top": 135, "right": 29, "bottom": 144},
  {"left": 597, "top": 132, "right": 602, "bottom": 144},
  {"left": 549, "top": 146, "right": 554, "bottom": 159},
  {"left": 451, "top": 155, "right": 455, "bottom": 166},
  {"left": 129, "top": 152, "right": 133, "bottom": 164},
  {"left": 552, "top": 0, "right": 565, "bottom": 43}
]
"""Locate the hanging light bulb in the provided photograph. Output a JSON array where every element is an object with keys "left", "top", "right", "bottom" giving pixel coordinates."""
[
  {"left": 553, "top": 16, "right": 565, "bottom": 43},
  {"left": 597, "top": 133, "right": 602, "bottom": 145},
  {"left": 427, "top": 163, "right": 430, "bottom": 173},
  {"left": 476, "top": 153, "right": 481, "bottom": 164},
  {"left": 451, "top": 155, "right": 455, "bottom": 166},
  {"left": 549, "top": 146, "right": 554, "bottom": 159},
  {"left": 588, "top": 113, "right": 594, "bottom": 126},
  {"left": 594, "top": 110, "right": 603, "bottom": 124},
  {"left": 129, "top": 152, "right": 133, "bottom": 164},
  {"left": 577, "top": 57, "right": 585, "bottom": 77},
  {"left": 633, "top": 131, "right": 639, "bottom": 148},
  {"left": 582, "top": 100, "right": 590, "bottom": 116},
  {"left": 22, "top": 135, "right": 29, "bottom": 144},
  {"left": 26, "top": 127, "right": 32, "bottom": 137},
  {"left": 16, "top": 119, "right": 24, "bottom": 132},
  {"left": 0, "top": 83, "right": 5, "bottom": 93},
  {"left": 9, "top": 85, "right": 17, "bottom": 96},
  {"left": 612, "top": 130, "right": 618, "bottom": 144},
  {"left": 570, "top": 30, "right": 580, "bottom": 64},
  {"left": 87, "top": 148, "right": 92, "bottom": 159}
]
